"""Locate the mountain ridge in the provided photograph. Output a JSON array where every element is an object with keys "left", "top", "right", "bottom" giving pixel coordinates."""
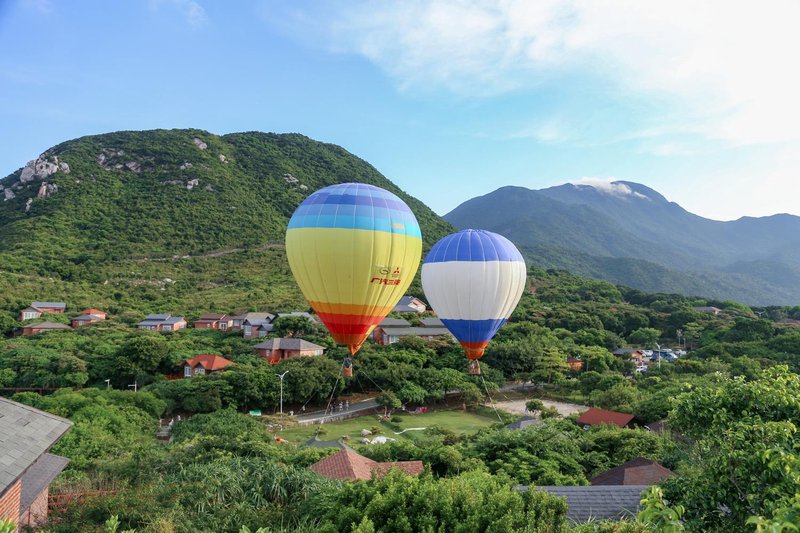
[{"left": 445, "top": 181, "right": 800, "bottom": 305}]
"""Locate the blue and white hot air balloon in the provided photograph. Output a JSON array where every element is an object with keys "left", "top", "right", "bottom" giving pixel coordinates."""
[{"left": 422, "top": 229, "right": 527, "bottom": 374}]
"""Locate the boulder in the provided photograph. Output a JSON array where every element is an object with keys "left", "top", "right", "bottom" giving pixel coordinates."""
[
  {"left": 360, "top": 429, "right": 372, "bottom": 436},
  {"left": 218, "top": 154, "right": 227, "bottom": 162},
  {"left": 125, "top": 161, "right": 141, "bottom": 173},
  {"left": 192, "top": 138, "right": 208, "bottom": 150},
  {"left": 186, "top": 179, "right": 199, "bottom": 190},
  {"left": 58, "top": 161, "right": 70, "bottom": 173},
  {"left": 4, "top": 189, "right": 15, "bottom": 200},
  {"left": 25, "top": 198, "right": 32, "bottom": 212}
]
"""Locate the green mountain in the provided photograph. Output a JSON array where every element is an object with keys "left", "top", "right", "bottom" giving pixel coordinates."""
[
  {"left": 445, "top": 182, "right": 800, "bottom": 305},
  {"left": 0, "top": 129, "right": 453, "bottom": 317}
]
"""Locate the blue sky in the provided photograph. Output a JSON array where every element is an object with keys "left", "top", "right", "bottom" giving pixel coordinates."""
[{"left": 2, "top": 0, "right": 799, "bottom": 220}]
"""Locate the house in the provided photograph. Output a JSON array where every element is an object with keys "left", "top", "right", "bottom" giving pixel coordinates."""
[
  {"left": 370, "top": 317, "right": 411, "bottom": 343},
  {"left": 393, "top": 296, "right": 427, "bottom": 314},
  {"left": 576, "top": 408, "right": 636, "bottom": 429},
  {"left": 517, "top": 485, "right": 648, "bottom": 523},
  {"left": 136, "top": 314, "right": 187, "bottom": 332},
  {"left": 70, "top": 309, "right": 107, "bottom": 328},
  {"left": 20, "top": 322, "right": 71, "bottom": 337},
  {"left": 19, "top": 302, "right": 66, "bottom": 321},
  {"left": 193, "top": 314, "right": 233, "bottom": 331},
  {"left": 373, "top": 326, "right": 452, "bottom": 346},
  {"left": 253, "top": 338, "right": 326, "bottom": 364},
  {"left": 309, "top": 448, "right": 423, "bottom": 481},
  {"left": 591, "top": 457, "right": 675, "bottom": 486},
  {"left": 0, "top": 397, "right": 72, "bottom": 531},
  {"left": 180, "top": 354, "right": 236, "bottom": 377},
  {"left": 567, "top": 357, "right": 584, "bottom": 371},
  {"left": 241, "top": 313, "right": 276, "bottom": 338},
  {"left": 505, "top": 415, "right": 542, "bottom": 430},
  {"left": 694, "top": 306, "right": 722, "bottom": 316},
  {"left": 419, "top": 317, "right": 444, "bottom": 327}
]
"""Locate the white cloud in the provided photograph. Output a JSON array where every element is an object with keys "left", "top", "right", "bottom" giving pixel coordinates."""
[
  {"left": 150, "top": 0, "right": 208, "bottom": 28},
  {"left": 568, "top": 177, "right": 649, "bottom": 200},
  {"left": 316, "top": 0, "right": 800, "bottom": 145}
]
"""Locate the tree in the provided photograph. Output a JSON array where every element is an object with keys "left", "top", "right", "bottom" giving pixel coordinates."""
[
  {"left": 525, "top": 399, "right": 544, "bottom": 414},
  {"left": 628, "top": 327, "right": 661, "bottom": 347},
  {"left": 532, "top": 347, "right": 568, "bottom": 384},
  {"left": 375, "top": 391, "right": 401, "bottom": 416},
  {"left": 272, "top": 315, "right": 319, "bottom": 338}
]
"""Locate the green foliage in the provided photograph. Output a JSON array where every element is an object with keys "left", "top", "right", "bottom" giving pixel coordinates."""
[
  {"left": 636, "top": 486, "right": 685, "bottom": 532},
  {"left": 307, "top": 469, "right": 568, "bottom": 532}
]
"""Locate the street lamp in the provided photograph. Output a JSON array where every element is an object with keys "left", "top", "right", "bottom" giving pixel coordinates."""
[
  {"left": 127, "top": 381, "right": 137, "bottom": 392},
  {"left": 276, "top": 371, "right": 289, "bottom": 415},
  {"left": 104, "top": 379, "right": 111, "bottom": 390}
]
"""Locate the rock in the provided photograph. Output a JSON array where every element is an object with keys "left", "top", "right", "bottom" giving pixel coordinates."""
[
  {"left": 20, "top": 165, "right": 35, "bottom": 183},
  {"left": 299, "top": 184, "right": 308, "bottom": 190},
  {"left": 19, "top": 155, "right": 59, "bottom": 183},
  {"left": 4, "top": 189, "right": 15, "bottom": 201},
  {"left": 283, "top": 173, "right": 299, "bottom": 184},
  {"left": 96, "top": 153, "right": 107, "bottom": 165},
  {"left": 192, "top": 138, "right": 208, "bottom": 150},
  {"left": 360, "top": 438, "right": 371, "bottom": 445},
  {"left": 360, "top": 429, "right": 372, "bottom": 436},
  {"left": 37, "top": 182, "right": 48, "bottom": 198},
  {"left": 25, "top": 198, "right": 32, "bottom": 212},
  {"left": 218, "top": 154, "right": 227, "bottom": 162},
  {"left": 204, "top": 184, "right": 215, "bottom": 192},
  {"left": 125, "top": 161, "right": 141, "bottom": 173},
  {"left": 179, "top": 162, "right": 193, "bottom": 170},
  {"left": 47, "top": 183, "right": 58, "bottom": 196},
  {"left": 186, "top": 179, "right": 199, "bottom": 190},
  {"left": 58, "top": 162, "right": 70, "bottom": 173},
  {"left": 114, "top": 164, "right": 123, "bottom": 170}
]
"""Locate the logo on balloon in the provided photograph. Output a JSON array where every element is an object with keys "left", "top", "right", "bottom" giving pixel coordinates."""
[{"left": 371, "top": 265, "right": 402, "bottom": 285}]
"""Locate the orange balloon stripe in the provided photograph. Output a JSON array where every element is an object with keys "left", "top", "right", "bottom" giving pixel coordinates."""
[
  {"left": 460, "top": 341, "right": 490, "bottom": 360},
  {"left": 308, "top": 301, "right": 395, "bottom": 316}
]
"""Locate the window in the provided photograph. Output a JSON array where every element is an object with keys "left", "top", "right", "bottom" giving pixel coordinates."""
[
  {"left": 220, "top": 323, "right": 227, "bottom": 331},
  {"left": 195, "top": 368, "right": 205, "bottom": 375},
  {"left": 163, "top": 325, "right": 172, "bottom": 331},
  {"left": 243, "top": 325, "right": 252, "bottom": 336},
  {"left": 184, "top": 366, "right": 192, "bottom": 377}
]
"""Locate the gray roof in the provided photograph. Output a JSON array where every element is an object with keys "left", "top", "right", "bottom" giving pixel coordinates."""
[
  {"left": 31, "top": 302, "right": 66, "bottom": 310},
  {"left": 162, "top": 316, "right": 186, "bottom": 325},
  {"left": 20, "top": 453, "right": 69, "bottom": 509},
  {"left": 379, "top": 317, "right": 412, "bottom": 328},
  {"left": 24, "top": 321, "right": 71, "bottom": 330},
  {"left": 522, "top": 485, "right": 648, "bottom": 522},
  {"left": 71, "top": 314, "right": 102, "bottom": 321},
  {"left": 505, "top": 415, "right": 542, "bottom": 430},
  {"left": 394, "top": 296, "right": 427, "bottom": 313},
  {"left": 145, "top": 313, "right": 172, "bottom": 320},
  {"left": 381, "top": 327, "right": 451, "bottom": 337},
  {"left": 244, "top": 316, "right": 273, "bottom": 327},
  {"left": 0, "top": 397, "right": 72, "bottom": 494},
  {"left": 253, "top": 338, "right": 325, "bottom": 351},
  {"left": 420, "top": 317, "right": 444, "bottom": 327},
  {"left": 137, "top": 320, "right": 164, "bottom": 327}
]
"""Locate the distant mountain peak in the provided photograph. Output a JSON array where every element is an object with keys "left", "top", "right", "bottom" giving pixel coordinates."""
[{"left": 566, "top": 178, "right": 654, "bottom": 201}]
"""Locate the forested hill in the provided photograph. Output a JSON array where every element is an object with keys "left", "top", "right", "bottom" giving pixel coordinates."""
[
  {"left": 445, "top": 182, "right": 800, "bottom": 305},
  {"left": 0, "top": 129, "right": 453, "bottom": 316}
]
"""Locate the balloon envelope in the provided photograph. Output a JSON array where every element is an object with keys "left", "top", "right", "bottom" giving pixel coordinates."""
[
  {"left": 286, "top": 183, "right": 422, "bottom": 355},
  {"left": 422, "top": 229, "right": 526, "bottom": 359}
]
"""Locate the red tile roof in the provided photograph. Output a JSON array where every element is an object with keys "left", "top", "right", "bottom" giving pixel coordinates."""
[
  {"left": 182, "top": 354, "right": 236, "bottom": 371},
  {"left": 576, "top": 408, "right": 635, "bottom": 428},
  {"left": 80, "top": 308, "right": 106, "bottom": 317},
  {"left": 591, "top": 457, "right": 676, "bottom": 486},
  {"left": 309, "top": 449, "right": 423, "bottom": 481}
]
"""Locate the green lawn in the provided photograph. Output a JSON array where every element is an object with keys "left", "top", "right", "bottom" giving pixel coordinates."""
[{"left": 276, "top": 408, "right": 499, "bottom": 445}]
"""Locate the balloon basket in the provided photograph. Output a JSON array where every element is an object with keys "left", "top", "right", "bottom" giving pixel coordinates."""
[
  {"left": 342, "top": 357, "right": 353, "bottom": 378},
  {"left": 468, "top": 360, "right": 481, "bottom": 375}
]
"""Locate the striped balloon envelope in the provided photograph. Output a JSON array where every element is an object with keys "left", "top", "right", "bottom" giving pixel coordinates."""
[
  {"left": 286, "top": 183, "right": 422, "bottom": 356},
  {"left": 422, "top": 229, "right": 526, "bottom": 365}
]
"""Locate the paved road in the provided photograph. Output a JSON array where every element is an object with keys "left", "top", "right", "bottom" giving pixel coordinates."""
[{"left": 295, "top": 398, "right": 379, "bottom": 424}]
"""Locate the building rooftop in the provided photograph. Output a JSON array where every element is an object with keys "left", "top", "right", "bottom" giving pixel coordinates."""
[
  {"left": 144, "top": 313, "right": 171, "bottom": 321},
  {"left": 576, "top": 408, "right": 635, "bottom": 428},
  {"left": 196, "top": 313, "right": 227, "bottom": 321},
  {"left": 378, "top": 317, "right": 412, "bottom": 328},
  {"left": 505, "top": 415, "right": 542, "bottom": 430},
  {"left": 253, "top": 338, "right": 325, "bottom": 351},
  {"left": 182, "top": 354, "right": 236, "bottom": 371},
  {"left": 31, "top": 302, "right": 66, "bottom": 310},
  {"left": 309, "top": 449, "right": 423, "bottom": 481},
  {"left": 419, "top": 317, "right": 444, "bottom": 327},
  {"left": 71, "top": 314, "right": 102, "bottom": 321},
  {"left": 591, "top": 457, "right": 675, "bottom": 486},
  {"left": 0, "top": 397, "right": 72, "bottom": 494},
  {"left": 19, "top": 453, "right": 70, "bottom": 510},
  {"left": 527, "top": 485, "right": 648, "bottom": 523},
  {"left": 380, "top": 327, "right": 452, "bottom": 337},
  {"left": 24, "top": 321, "right": 71, "bottom": 330}
]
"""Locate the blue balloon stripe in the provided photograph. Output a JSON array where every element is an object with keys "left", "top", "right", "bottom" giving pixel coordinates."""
[
  {"left": 293, "top": 203, "right": 416, "bottom": 221},
  {"left": 304, "top": 190, "right": 413, "bottom": 212},
  {"left": 424, "top": 229, "right": 524, "bottom": 263},
  {"left": 288, "top": 214, "right": 422, "bottom": 237},
  {"left": 440, "top": 318, "right": 507, "bottom": 344}
]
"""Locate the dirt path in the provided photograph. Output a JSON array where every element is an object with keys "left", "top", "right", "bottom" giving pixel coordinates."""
[{"left": 490, "top": 398, "right": 589, "bottom": 417}]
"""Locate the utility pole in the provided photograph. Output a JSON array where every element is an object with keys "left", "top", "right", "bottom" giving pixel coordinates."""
[
  {"left": 655, "top": 342, "right": 661, "bottom": 369},
  {"left": 276, "top": 371, "right": 289, "bottom": 415}
]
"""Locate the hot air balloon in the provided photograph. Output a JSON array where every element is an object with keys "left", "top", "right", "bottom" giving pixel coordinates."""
[
  {"left": 286, "top": 183, "right": 423, "bottom": 376},
  {"left": 422, "top": 229, "right": 526, "bottom": 374}
]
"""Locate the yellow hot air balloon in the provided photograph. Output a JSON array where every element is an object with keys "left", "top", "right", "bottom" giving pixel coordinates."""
[{"left": 286, "top": 183, "right": 422, "bottom": 364}]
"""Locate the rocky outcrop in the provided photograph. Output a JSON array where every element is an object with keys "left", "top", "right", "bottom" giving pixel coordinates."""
[
  {"left": 37, "top": 182, "right": 57, "bottom": 199},
  {"left": 4, "top": 188, "right": 15, "bottom": 201},
  {"left": 218, "top": 154, "right": 227, "bottom": 163},
  {"left": 125, "top": 161, "right": 141, "bottom": 173},
  {"left": 179, "top": 162, "right": 193, "bottom": 170},
  {"left": 192, "top": 138, "right": 208, "bottom": 150},
  {"left": 283, "top": 173, "right": 299, "bottom": 184},
  {"left": 25, "top": 198, "right": 32, "bottom": 212},
  {"left": 186, "top": 179, "right": 199, "bottom": 190},
  {"left": 20, "top": 155, "right": 61, "bottom": 183}
]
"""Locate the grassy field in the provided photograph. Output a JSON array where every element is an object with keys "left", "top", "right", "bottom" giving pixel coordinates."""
[{"left": 276, "top": 408, "right": 499, "bottom": 445}]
